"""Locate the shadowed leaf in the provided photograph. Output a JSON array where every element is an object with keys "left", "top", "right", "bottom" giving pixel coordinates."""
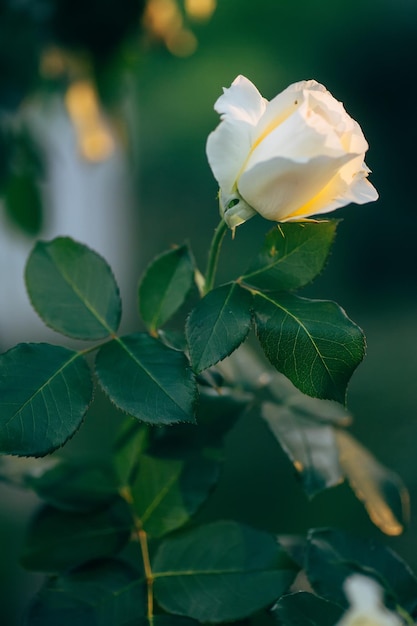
[
  {"left": 21, "top": 499, "right": 133, "bottom": 572},
  {"left": 139, "top": 245, "right": 195, "bottom": 333},
  {"left": 95, "top": 333, "right": 197, "bottom": 425},
  {"left": 24, "top": 558, "right": 145, "bottom": 626},
  {"left": 153, "top": 520, "right": 298, "bottom": 622},
  {"left": 0, "top": 343, "right": 92, "bottom": 456},
  {"left": 262, "top": 402, "right": 343, "bottom": 498}
]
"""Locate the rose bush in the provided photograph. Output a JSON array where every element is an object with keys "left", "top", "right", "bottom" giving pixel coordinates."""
[{"left": 206, "top": 75, "right": 378, "bottom": 230}]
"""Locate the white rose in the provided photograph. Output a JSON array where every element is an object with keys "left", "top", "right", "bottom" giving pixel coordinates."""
[
  {"left": 336, "top": 575, "right": 403, "bottom": 626},
  {"left": 206, "top": 75, "right": 378, "bottom": 230}
]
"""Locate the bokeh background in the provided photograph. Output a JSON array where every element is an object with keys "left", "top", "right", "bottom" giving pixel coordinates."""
[{"left": 1, "top": 0, "right": 417, "bottom": 623}]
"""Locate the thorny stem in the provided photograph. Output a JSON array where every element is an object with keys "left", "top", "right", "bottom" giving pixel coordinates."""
[{"left": 202, "top": 218, "right": 228, "bottom": 296}]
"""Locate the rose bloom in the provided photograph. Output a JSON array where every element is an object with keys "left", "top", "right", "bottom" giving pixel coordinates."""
[
  {"left": 336, "top": 575, "right": 403, "bottom": 626},
  {"left": 206, "top": 75, "right": 378, "bottom": 230}
]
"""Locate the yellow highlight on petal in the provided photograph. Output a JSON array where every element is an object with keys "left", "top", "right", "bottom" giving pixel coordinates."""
[{"left": 65, "top": 80, "right": 114, "bottom": 162}]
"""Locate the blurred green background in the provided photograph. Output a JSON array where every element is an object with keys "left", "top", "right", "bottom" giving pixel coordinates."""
[{"left": 1, "top": 0, "right": 417, "bottom": 623}]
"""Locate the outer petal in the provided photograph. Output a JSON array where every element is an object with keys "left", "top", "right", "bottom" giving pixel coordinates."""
[
  {"left": 238, "top": 152, "right": 356, "bottom": 221},
  {"left": 247, "top": 101, "right": 350, "bottom": 168},
  {"left": 206, "top": 76, "right": 267, "bottom": 194},
  {"left": 284, "top": 159, "right": 378, "bottom": 220},
  {"left": 214, "top": 75, "right": 267, "bottom": 125}
]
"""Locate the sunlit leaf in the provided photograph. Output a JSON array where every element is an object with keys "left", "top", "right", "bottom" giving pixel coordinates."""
[
  {"left": 139, "top": 245, "right": 195, "bottom": 333},
  {"left": 25, "top": 237, "right": 121, "bottom": 339},
  {"left": 131, "top": 452, "right": 220, "bottom": 537},
  {"left": 0, "top": 343, "right": 93, "bottom": 457},
  {"left": 305, "top": 528, "right": 417, "bottom": 614},
  {"left": 242, "top": 221, "right": 337, "bottom": 291},
  {"left": 95, "top": 333, "right": 197, "bottom": 425},
  {"left": 336, "top": 430, "right": 409, "bottom": 536},
  {"left": 153, "top": 520, "right": 298, "bottom": 622},
  {"left": 21, "top": 498, "right": 132, "bottom": 572},
  {"left": 272, "top": 591, "right": 344, "bottom": 626},
  {"left": 254, "top": 292, "right": 365, "bottom": 403},
  {"left": 186, "top": 283, "right": 253, "bottom": 373},
  {"left": 262, "top": 402, "right": 343, "bottom": 498},
  {"left": 24, "top": 558, "right": 145, "bottom": 626}
]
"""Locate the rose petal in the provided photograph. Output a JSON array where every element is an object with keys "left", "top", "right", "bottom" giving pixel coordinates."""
[
  {"left": 206, "top": 76, "right": 267, "bottom": 194},
  {"left": 239, "top": 152, "right": 356, "bottom": 221},
  {"left": 214, "top": 75, "right": 267, "bottom": 126}
]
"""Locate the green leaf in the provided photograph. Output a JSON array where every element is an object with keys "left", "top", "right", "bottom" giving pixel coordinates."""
[
  {"left": 305, "top": 528, "right": 417, "bottom": 614},
  {"left": 267, "top": 372, "right": 352, "bottom": 426},
  {"left": 139, "top": 245, "right": 195, "bottom": 333},
  {"left": 24, "top": 558, "right": 145, "bottom": 626},
  {"left": 254, "top": 293, "right": 365, "bottom": 403},
  {"left": 114, "top": 421, "right": 148, "bottom": 487},
  {"left": 336, "top": 430, "right": 409, "bottom": 536},
  {"left": 27, "top": 461, "right": 120, "bottom": 512},
  {"left": 0, "top": 343, "right": 93, "bottom": 456},
  {"left": 148, "top": 380, "right": 251, "bottom": 455},
  {"left": 21, "top": 498, "right": 133, "bottom": 572},
  {"left": 186, "top": 283, "right": 253, "bottom": 373},
  {"left": 241, "top": 221, "right": 337, "bottom": 291},
  {"left": 25, "top": 237, "right": 121, "bottom": 339},
  {"left": 272, "top": 592, "right": 344, "bottom": 626},
  {"left": 131, "top": 452, "right": 220, "bottom": 538},
  {"left": 95, "top": 333, "right": 197, "bottom": 425},
  {"left": 262, "top": 402, "right": 343, "bottom": 498},
  {"left": 153, "top": 520, "right": 298, "bottom": 623}
]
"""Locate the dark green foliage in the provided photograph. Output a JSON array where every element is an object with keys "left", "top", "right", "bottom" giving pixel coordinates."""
[
  {"left": 0, "top": 343, "right": 93, "bottom": 456},
  {"left": 305, "top": 528, "right": 417, "bottom": 614},
  {"left": 139, "top": 244, "right": 195, "bottom": 333},
  {"left": 186, "top": 283, "right": 253, "bottom": 373},
  {"left": 153, "top": 521, "right": 298, "bottom": 622},
  {"left": 95, "top": 333, "right": 197, "bottom": 425},
  {"left": 254, "top": 293, "right": 365, "bottom": 403},
  {"left": 242, "top": 221, "right": 338, "bottom": 291},
  {"left": 21, "top": 498, "right": 133, "bottom": 572},
  {"left": 24, "top": 558, "right": 146, "bottom": 626},
  {"left": 272, "top": 592, "right": 344, "bottom": 626}
]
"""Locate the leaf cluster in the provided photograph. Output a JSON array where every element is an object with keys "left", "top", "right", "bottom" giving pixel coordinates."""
[{"left": 0, "top": 222, "right": 409, "bottom": 624}]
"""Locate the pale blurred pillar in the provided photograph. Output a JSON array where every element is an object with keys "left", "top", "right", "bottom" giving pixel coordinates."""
[{"left": 0, "top": 95, "right": 138, "bottom": 349}]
